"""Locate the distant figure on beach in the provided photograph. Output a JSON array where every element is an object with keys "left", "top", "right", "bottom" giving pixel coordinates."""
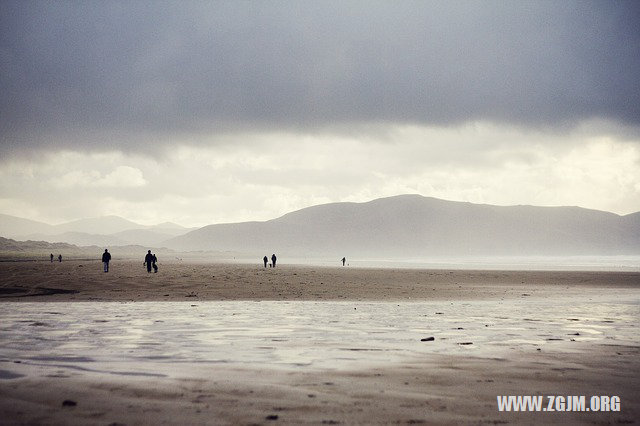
[
  {"left": 102, "top": 249, "right": 111, "bottom": 272},
  {"left": 144, "top": 250, "right": 153, "bottom": 273},
  {"left": 271, "top": 253, "right": 277, "bottom": 268},
  {"left": 263, "top": 256, "right": 268, "bottom": 268},
  {"left": 50, "top": 253, "right": 53, "bottom": 263},
  {"left": 342, "top": 257, "right": 346, "bottom": 266},
  {"left": 58, "top": 254, "right": 62, "bottom": 262},
  {"left": 152, "top": 254, "right": 158, "bottom": 273}
]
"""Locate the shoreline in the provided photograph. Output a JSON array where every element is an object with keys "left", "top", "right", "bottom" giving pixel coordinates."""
[{"left": 2, "top": 255, "right": 640, "bottom": 272}]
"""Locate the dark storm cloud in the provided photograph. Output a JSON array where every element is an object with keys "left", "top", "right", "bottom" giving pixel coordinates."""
[{"left": 1, "top": 0, "right": 639, "bottom": 154}]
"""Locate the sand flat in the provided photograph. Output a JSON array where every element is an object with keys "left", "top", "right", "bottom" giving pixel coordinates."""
[
  {"left": 0, "top": 261, "right": 638, "bottom": 424},
  {"left": 0, "top": 260, "right": 638, "bottom": 302}
]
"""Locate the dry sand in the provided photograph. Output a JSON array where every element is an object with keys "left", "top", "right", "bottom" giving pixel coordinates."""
[
  {"left": 0, "top": 259, "right": 638, "bottom": 302},
  {"left": 0, "top": 260, "right": 638, "bottom": 425}
]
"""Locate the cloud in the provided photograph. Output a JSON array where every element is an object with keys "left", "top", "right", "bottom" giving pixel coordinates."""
[
  {"left": 57, "top": 166, "right": 146, "bottom": 189},
  {"left": 1, "top": 2, "right": 639, "bottom": 225},
  {"left": 1, "top": 1, "right": 639, "bottom": 156},
  {"left": 1, "top": 123, "right": 638, "bottom": 226}
]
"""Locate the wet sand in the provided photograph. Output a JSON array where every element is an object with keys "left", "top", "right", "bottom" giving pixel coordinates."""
[{"left": 0, "top": 261, "right": 638, "bottom": 425}]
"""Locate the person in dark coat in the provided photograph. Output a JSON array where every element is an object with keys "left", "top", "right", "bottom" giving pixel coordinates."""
[
  {"left": 144, "top": 250, "right": 153, "bottom": 273},
  {"left": 102, "top": 249, "right": 111, "bottom": 272},
  {"left": 152, "top": 254, "right": 158, "bottom": 273},
  {"left": 263, "top": 256, "right": 268, "bottom": 268},
  {"left": 271, "top": 253, "right": 277, "bottom": 268},
  {"left": 341, "top": 257, "right": 346, "bottom": 266}
]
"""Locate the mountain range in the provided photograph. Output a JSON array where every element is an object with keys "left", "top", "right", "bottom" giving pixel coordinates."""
[
  {"left": 0, "top": 214, "right": 194, "bottom": 247},
  {"left": 1, "top": 195, "right": 639, "bottom": 258},
  {"left": 166, "top": 195, "right": 640, "bottom": 257}
]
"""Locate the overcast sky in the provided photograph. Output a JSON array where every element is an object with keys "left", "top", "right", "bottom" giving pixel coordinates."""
[{"left": 1, "top": 1, "right": 639, "bottom": 227}]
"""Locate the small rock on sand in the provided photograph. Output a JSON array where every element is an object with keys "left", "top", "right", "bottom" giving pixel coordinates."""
[{"left": 420, "top": 337, "right": 435, "bottom": 342}]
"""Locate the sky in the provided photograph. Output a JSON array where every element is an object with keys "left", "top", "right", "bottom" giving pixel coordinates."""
[{"left": 1, "top": 1, "right": 639, "bottom": 227}]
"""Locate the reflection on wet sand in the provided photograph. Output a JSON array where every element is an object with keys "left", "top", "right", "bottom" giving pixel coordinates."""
[
  {"left": 0, "top": 278, "right": 638, "bottom": 424},
  {"left": 1, "top": 297, "right": 637, "bottom": 372}
]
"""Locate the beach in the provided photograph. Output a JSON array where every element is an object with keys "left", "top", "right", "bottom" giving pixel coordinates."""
[
  {"left": 0, "top": 260, "right": 638, "bottom": 424},
  {"left": 1, "top": 259, "right": 639, "bottom": 302}
]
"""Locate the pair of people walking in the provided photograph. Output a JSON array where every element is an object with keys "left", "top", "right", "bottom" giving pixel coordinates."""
[
  {"left": 263, "top": 253, "right": 277, "bottom": 268},
  {"left": 100, "top": 249, "right": 158, "bottom": 273},
  {"left": 144, "top": 250, "right": 158, "bottom": 273}
]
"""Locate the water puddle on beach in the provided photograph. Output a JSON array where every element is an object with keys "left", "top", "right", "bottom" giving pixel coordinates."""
[{"left": 0, "top": 298, "right": 638, "bottom": 379}]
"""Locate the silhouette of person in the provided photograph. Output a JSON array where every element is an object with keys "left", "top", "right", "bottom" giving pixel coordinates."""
[
  {"left": 58, "top": 254, "right": 62, "bottom": 262},
  {"left": 342, "top": 257, "right": 346, "bottom": 266},
  {"left": 271, "top": 254, "right": 277, "bottom": 268},
  {"left": 263, "top": 256, "right": 268, "bottom": 268},
  {"left": 144, "top": 250, "right": 153, "bottom": 273},
  {"left": 50, "top": 253, "right": 54, "bottom": 263},
  {"left": 152, "top": 254, "right": 158, "bottom": 273},
  {"left": 102, "top": 249, "right": 111, "bottom": 272}
]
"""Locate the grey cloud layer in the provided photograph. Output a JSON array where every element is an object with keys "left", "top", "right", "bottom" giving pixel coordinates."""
[{"left": 2, "top": 1, "right": 639, "bottom": 153}]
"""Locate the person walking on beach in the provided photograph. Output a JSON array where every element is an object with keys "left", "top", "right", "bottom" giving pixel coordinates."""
[
  {"left": 341, "top": 257, "right": 346, "bottom": 266},
  {"left": 152, "top": 253, "right": 158, "bottom": 273},
  {"left": 144, "top": 250, "right": 153, "bottom": 273},
  {"left": 102, "top": 249, "right": 111, "bottom": 272},
  {"left": 263, "top": 255, "right": 268, "bottom": 268},
  {"left": 50, "top": 253, "right": 54, "bottom": 262},
  {"left": 58, "top": 254, "right": 62, "bottom": 262},
  {"left": 271, "top": 253, "right": 277, "bottom": 268}
]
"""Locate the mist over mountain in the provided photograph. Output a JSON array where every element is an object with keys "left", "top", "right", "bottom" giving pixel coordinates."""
[
  {"left": 166, "top": 195, "right": 640, "bottom": 257},
  {"left": 22, "top": 232, "right": 129, "bottom": 248},
  {"left": 0, "top": 236, "right": 184, "bottom": 261},
  {"left": 0, "top": 214, "right": 192, "bottom": 247},
  {"left": 53, "top": 216, "right": 143, "bottom": 235},
  {"left": 0, "top": 214, "right": 56, "bottom": 237},
  {"left": 2, "top": 195, "right": 639, "bottom": 258}
]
